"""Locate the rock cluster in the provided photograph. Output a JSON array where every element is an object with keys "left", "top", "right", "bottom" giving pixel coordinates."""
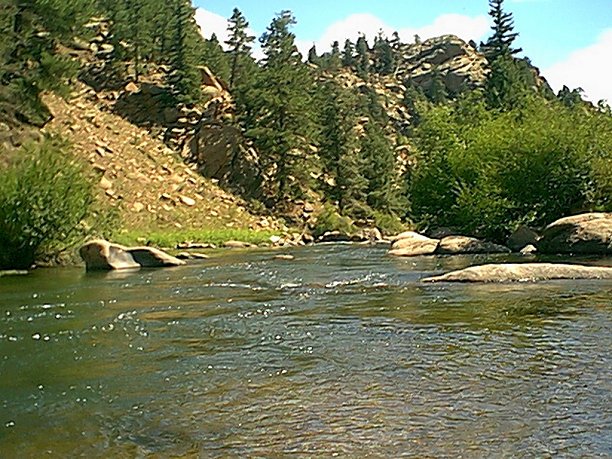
[{"left": 388, "top": 232, "right": 510, "bottom": 257}]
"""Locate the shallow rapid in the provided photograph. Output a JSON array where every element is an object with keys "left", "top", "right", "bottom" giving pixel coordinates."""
[{"left": 1, "top": 245, "right": 611, "bottom": 457}]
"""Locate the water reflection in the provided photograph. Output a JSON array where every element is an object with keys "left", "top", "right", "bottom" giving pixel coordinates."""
[{"left": 1, "top": 245, "right": 610, "bottom": 457}]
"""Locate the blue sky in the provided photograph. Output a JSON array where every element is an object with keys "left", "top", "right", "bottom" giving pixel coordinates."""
[{"left": 193, "top": 0, "right": 612, "bottom": 102}]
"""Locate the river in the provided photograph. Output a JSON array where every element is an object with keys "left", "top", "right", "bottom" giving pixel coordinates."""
[{"left": 1, "top": 244, "right": 611, "bottom": 457}]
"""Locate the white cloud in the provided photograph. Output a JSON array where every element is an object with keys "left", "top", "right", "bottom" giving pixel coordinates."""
[
  {"left": 296, "top": 13, "right": 489, "bottom": 57},
  {"left": 544, "top": 29, "right": 612, "bottom": 104},
  {"left": 194, "top": 8, "right": 230, "bottom": 43}
]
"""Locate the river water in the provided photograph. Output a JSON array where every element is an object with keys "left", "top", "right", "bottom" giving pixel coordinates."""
[{"left": 1, "top": 244, "right": 611, "bottom": 457}]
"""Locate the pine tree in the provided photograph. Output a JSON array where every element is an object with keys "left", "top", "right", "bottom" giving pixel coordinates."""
[
  {"left": 341, "top": 39, "right": 355, "bottom": 68},
  {"left": 167, "top": 0, "right": 202, "bottom": 104},
  {"left": 483, "top": 0, "right": 522, "bottom": 60},
  {"left": 360, "top": 119, "right": 403, "bottom": 215},
  {"left": 201, "top": 33, "right": 230, "bottom": 82},
  {"left": 225, "top": 8, "right": 255, "bottom": 89},
  {"left": 307, "top": 44, "right": 319, "bottom": 65},
  {"left": 322, "top": 41, "right": 341, "bottom": 71},
  {"left": 355, "top": 34, "right": 369, "bottom": 78},
  {"left": 372, "top": 30, "right": 394, "bottom": 75},
  {"left": 1, "top": 0, "right": 95, "bottom": 124},
  {"left": 427, "top": 67, "right": 448, "bottom": 104},
  {"left": 318, "top": 81, "right": 366, "bottom": 215},
  {"left": 482, "top": 0, "right": 530, "bottom": 110},
  {"left": 242, "top": 11, "right": 316, "bottom": 202},
  {"left": 105, "top": 0, "right": 155, "bottom": 81}
]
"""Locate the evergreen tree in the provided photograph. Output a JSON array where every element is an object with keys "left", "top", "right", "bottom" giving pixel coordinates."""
[
  {"left": 427, "top": 67, "right": 448, "bottom": 104},
  {"left": 242, "top": 11, "right": 316, "bottom": 202},
  {"left": 201, "top": 33, "right": 230, "bottom": 82},
  {"left": 318, "top": 81, "right": 367, "bottom": 215},
  {"left": 360, "top": 119, "right": 403, "bottom": 215},
  {"left": 341, "top": 39, "right": 355, "bottom": 67},
  {"left": 372, "top": 30, "right": 394, "bottom": 75},
  {"left": 355, "top": 34, "right": 369, "bottom": 78},
  {"left": 1, "top": 0, "right": 95, "bottom": 124},
  {"left": 225, "top": 8, "right": 255, "bottom": 89},
  {"left": 166, "top": 0, "right": 202, "bottom": 104},
  {"left": 307, "top": 44, "right": 319, "bottom": 65},
  {"left": 557, "top": 85, "right": 585, "bottom": 108},
  {"left": 403, "top": 79, "right": 428, "bottom": 130},
  {"left": 322, "top": 40, "right": 341, "bottom": 71},
  {"left": 482, "top": 0, "right": 530, "bottom": 110},
  {"left": 105, "top": 0, "right": 155, "bottom": 81},
  {"left": 482, "top": 0, "right": 522, "bottom": 60},
  {"left": 390, "top": 31, "right": 401, "bottom": 51}
]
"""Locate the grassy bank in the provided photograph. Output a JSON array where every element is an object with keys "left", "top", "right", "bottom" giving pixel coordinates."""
[{"left": 114, "top": 228, "right": 280, "bottom": 249}]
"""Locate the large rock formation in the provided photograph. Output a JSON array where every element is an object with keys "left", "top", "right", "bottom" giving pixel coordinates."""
[
  {"left": 423, "top": 263, "right": 612, "bottom": 283},
  {"left": 397, "top": 35, "right": 489, "bottom": 94},
  {"left": 538, "top": 213, "right": 612, "bottom": 255}
]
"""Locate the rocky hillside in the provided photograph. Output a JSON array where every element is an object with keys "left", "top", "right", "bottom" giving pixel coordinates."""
[{"left": 40, "top": 86, "right": 281, "bottom": 236}]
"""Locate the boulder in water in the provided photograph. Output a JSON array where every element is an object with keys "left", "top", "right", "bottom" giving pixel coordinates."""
[
  {"left": 422, "top": 263, "right": 612, "bottom": 283},
  {"left": 79, "top": 240, "right": 140, "bottom": 271},
  {"left": 388, "top": 232, "right": 439, "bottom": 257},
  {"left": 538, "top": 213, "right": 612, "bottom": 255}
]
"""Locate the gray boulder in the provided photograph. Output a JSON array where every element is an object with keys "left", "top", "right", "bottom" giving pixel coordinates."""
[
  {"left": 79, "top": 240, "right": 140, "bottom": 271},
  {"left": 422, "top": 263, "right": 612, "bottom": 283},
  {"left": 507, "top": 226, "right": 540, "bottom": 252},
  {"left": 126, "top": 247, "right": 186, "bottom": 268},
  {"left": 80, "top": 240, "right": 185, "bottom": 270},
  {"left": 538, "top": 213, "right": 612, "bottom": 254},
  {"left": 389, "top": 232, "right": 439, "bottom": 257},
  {"left": 436, "top": 235, "right": 511, "bottom": 254}
]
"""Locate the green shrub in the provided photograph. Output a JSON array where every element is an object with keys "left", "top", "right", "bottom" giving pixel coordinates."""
[
  {"left": 408, "top": 96, "right": 612, "bottom": 241},
  {"left": 0, "top": 136, "right": 101, "bottom": 269},
  {"left": 312, "top": 204, "right": 355, "bottom": 237},
  {"left": 372, "top": 211, "right": 407, "bottom": 235}
]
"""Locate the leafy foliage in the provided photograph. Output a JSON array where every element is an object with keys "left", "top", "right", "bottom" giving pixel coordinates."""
[
  {"left": 408, "top": 96, "right": 612, "bottom": 240},
  {"left": 0, "top": 137, "right": 105, "bottom": 269}
]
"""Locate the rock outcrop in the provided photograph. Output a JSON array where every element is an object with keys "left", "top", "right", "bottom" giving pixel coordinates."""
[
  {"left": 397, "top": 35, "right": 489, "bottom": 94},
  {"left": 80, "top": 240, "right": 184, "bottom": 270},
  {"left": 388, "top": 232, "right": 440, "bottom": 256},
  {"left": 437, "top": 236, "right": 510, "bottom": 254},
  {"left": 423, "top": 263, "right": 612, "bottom": 283},
  {"left": 538, "top": 213, "right": 612, "bottom": 255}
]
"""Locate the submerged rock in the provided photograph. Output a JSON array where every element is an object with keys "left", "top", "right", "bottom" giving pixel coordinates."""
[
  {"left": 422, "top": 263, "right": 612, "bottom": 283},
  {"left": 79, "top": 240, "right": 140, "bottom": 271},
  {"left": 436, "top": 236, "right": 510, "bottom": 254},
  {"left": 538, "top": 213, "right": 612, "bottom": 255},
  {"left": 388, "top": 232, "right": 440, "bottom": 257}
]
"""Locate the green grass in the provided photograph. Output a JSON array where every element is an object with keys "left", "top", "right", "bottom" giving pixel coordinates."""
[{"left": 114, "top": 228, "right": 279, "bottom": 249}]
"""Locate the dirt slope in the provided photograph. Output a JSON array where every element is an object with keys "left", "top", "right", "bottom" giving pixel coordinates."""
[{"left": 41, "top": 86, "right": 281, "bottom": 235}]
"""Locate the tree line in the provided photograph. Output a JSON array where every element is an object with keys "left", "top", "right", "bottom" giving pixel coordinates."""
[{"left": 1, "top": 0, "right": 610, "bottom": 241}]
